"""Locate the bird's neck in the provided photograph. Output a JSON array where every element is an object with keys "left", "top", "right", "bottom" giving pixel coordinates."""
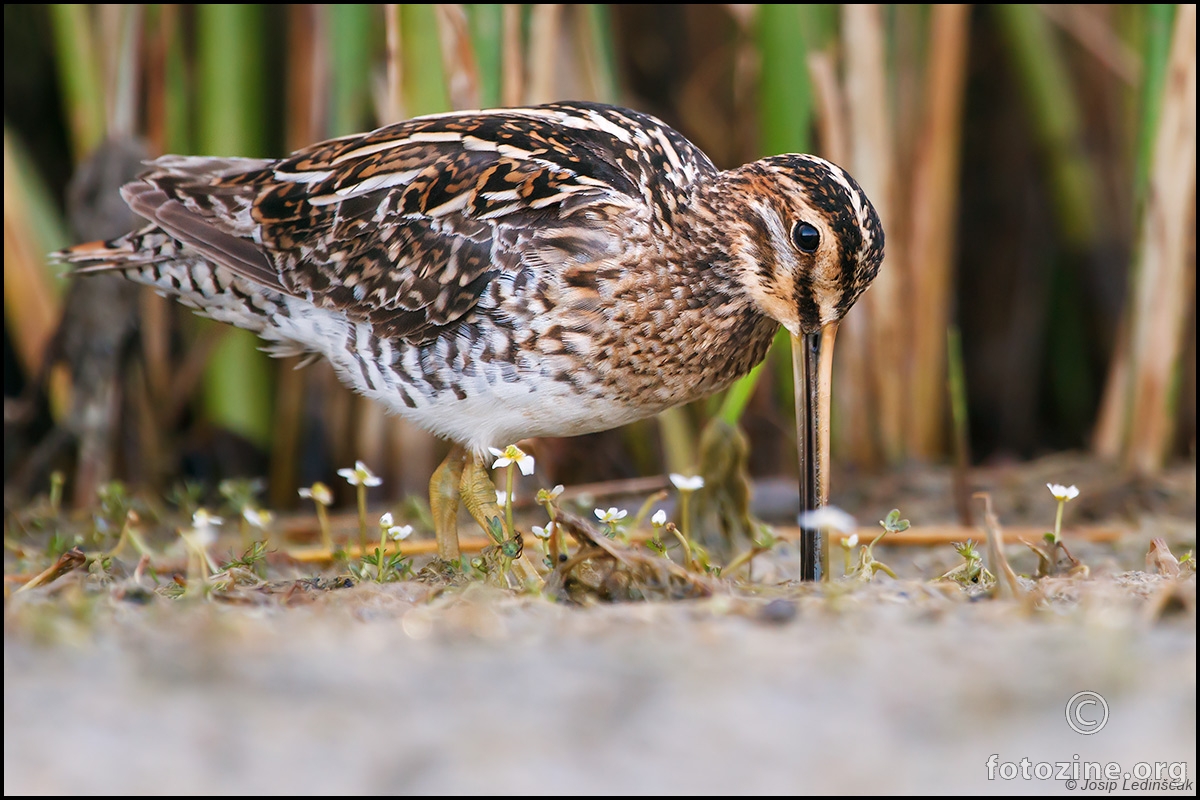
[{"left": 642, "top": 179, "right": 783, "bottom": 397}]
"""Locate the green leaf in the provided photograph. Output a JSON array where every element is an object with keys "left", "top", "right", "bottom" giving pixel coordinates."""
[{"left": 486, "top": 516, "right": 505, "bottom": 544}]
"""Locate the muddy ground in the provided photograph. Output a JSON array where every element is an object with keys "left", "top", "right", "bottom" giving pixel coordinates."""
[{"left": 4, "top": 457, "right": 1196, "bottom": 794}]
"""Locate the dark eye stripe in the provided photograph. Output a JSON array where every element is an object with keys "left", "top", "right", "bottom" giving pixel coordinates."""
[{"left": 794, "top": 270, "right": 822, "bottom": 333}]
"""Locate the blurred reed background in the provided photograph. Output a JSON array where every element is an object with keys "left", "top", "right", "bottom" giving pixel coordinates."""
[{"left": 3, "top": 4, "right": 1195, "bottom": 512}]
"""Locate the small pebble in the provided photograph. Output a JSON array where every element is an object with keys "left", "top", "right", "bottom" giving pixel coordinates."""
[{"left": 759, "top": 598, "right": 797, "bottom": 624}]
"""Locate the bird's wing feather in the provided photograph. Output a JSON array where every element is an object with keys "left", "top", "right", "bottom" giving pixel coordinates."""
[{"left": 70, "top": 102, "right": 718, "bottom": 343}]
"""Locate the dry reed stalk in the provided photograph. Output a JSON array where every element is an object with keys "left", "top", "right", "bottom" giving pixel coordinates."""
[
  {"left": 841, "top": 4, "right": 904, "bottom": 465},
  {"left": 2, "top": 135, "right": 64, "bottom": 390},
  {"left": 976, "top": 493, "right": 1027, "bottom": 600},
  {"left": 96, "top": 5, "right": 140, "bottom": 138},
  {"left": 904, "top": 3, "right": 970, "bottom": 458},
  {"left": 1096, "top": 5, "right": 1196, "bottom": 469},
  {"left": 321, "top": 364, "right": 356, "bottom": 500},
  {"left": 135, "top": 332, "right": 172, "bottom": 489},
  {"left": 786, "top": 524, "right": 1125, "bottom": 547},
  {"left": 286, "top": 5, "right": 327, "bottom": 149},
  {"left": 437, "top": 4, "right": 480, "bottom": 110},
  {"left": 501, "top": 5, "right": 525, "bottom": 106},
  {"left": 281, "top": 522, "right": 1127, "bottom": 563},
  {"left": 574, "top": 5, "right": 617, "bottom": 103},
  {"left": 526, "top": 4, "right": 562, "bottom": 104},
  {"left": 137, "top": 289, "right": 171, "bottom": 430},
  {"left": 1093, "top": 314, "right": 1131, "bottom": 460},
  {"left": 385, "top": 4, "right": 403, "bottom": 123},
  {"left": 268, "top": 359, "right": 306, "bottom": 509},
  {"left": 143, "top": 7, "right": 168, "bottom": 154},
  {"left": 807, "top": 51, "right": 848, "bottom": 166},
  {"left": 1124, "top": 4, "right": 1197, "bottom": 473},
  {"left": 129, "top": 360, "right": 163, "bottom": 489}
]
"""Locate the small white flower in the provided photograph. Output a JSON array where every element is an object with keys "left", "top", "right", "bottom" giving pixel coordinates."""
[
  {"left": 531, "top": 522, "right": 556, "bottom": 539},
  {"left": 1047, "top": 483, "right": 1080, "bottom": 502},
  {"left": 489, "top": 445, "right": 535, "bottom": 476},
  {"left": 536, "top": 485, "right": 564, "bottom": 505},
  {"left": 651, "top": 509, "right": 667, "bottom": 527},
  {"left": 298, "top": 482, "right": 333, "bottom": 506},
  {"left": 797, "top": 505, "right": 858, "bottom": 535},
  {"left": 594, "top": 507, "right": 628, "bottom": 525},
  {"left": 242, "top": 507, "right": 273, "bottom": 529},
  {"left": 338, "top": 460, "right": 382, "bottom": 487},
  {"left": 496, "top": 490, "right": 511, "bottom": 506},
  {"left": 669, "top": 473, "right": 705, "bottom": 491},
  {"left": 379, "top": 510, "right": 411, "bottom": 540},
  {"left": 842, "top": 533, "right": 859, "bottom": 549},
  {"left": 189, "top": 508, "right": 223, "bottom": 547},
  {"left": 192, "top": 508, "right": 224, "bottom": 529}
]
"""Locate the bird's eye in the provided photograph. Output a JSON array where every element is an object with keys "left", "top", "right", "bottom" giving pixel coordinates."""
[{"left": 792, "top": 221, "right": 820, "bottom": 253}]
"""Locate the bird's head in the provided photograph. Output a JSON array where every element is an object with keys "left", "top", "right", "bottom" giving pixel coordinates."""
[
  {"left": 710, "top": 153, "right": 885, "bottom": 580},
  {"left": 719, "top": 154, "right": 884, "bottom": 336}
]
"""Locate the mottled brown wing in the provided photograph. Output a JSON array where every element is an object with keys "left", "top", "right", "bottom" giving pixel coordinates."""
[
  {"left": 119, "top": 102, "right": 717, "bottom": 343},
  {"left": 257, "top": 133, "right": 619, "bottom": 341}
]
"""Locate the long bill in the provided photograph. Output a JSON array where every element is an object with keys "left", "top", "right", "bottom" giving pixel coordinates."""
[{"left": 791, "top": 321, "right": 839, "bottom": 581}]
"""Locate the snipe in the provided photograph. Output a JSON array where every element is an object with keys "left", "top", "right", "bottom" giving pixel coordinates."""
[{"left": 58, "top": 101, "right": 884, "bottom": 574}]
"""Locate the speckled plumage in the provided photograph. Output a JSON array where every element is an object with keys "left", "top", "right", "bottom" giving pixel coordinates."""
[{"left": 59, "top": 101, "right": 884, "bottom": 456}]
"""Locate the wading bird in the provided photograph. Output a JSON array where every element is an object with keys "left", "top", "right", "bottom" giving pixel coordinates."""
[{"left": 58, "top": 101, "right": 883, "bottom": 578}]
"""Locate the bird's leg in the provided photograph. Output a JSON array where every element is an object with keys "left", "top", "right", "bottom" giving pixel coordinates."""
[
  {"left": 459, "top": 455, "right": 506, "bottom": 543},
  {"left": 459, "top": 455, "right": 543, "bottom": 586},
  {"left": 429, "top": 445, "right": 468, "bottom": 562}
]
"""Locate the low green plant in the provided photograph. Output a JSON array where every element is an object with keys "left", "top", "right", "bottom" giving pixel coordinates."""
[{"left": 938, "top": 539, "right": 996, "bottom": 589}]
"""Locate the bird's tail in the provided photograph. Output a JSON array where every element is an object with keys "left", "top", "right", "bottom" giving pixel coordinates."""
[{"left": 53, "top": 225, "right": 184, "bottom": 277}]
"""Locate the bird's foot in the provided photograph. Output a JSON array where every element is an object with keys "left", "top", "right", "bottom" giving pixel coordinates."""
[
  {"left": 428, "top": 445, "right": 543, "bottom": 587},
  {"left": 429, "top": 445, "right": 468, "bottom": 562}
]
